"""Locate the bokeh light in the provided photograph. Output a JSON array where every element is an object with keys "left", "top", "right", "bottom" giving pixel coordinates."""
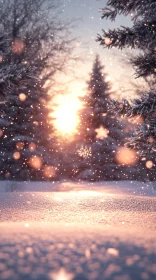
[
  {"left": 19, "top": 93, "right": 27, "bottom": 102},
  {"left": 12, "top": 39, "right": 25, "bottom": 54},
  {"left": 116, "top": 147, "right": 138, "bottom": 166},
  {"left": 146, "top": 160, "right": 154, "bottom": 169},
  {"left": 13, "top": 152, "right": 21, "bottom": 160},
  {"left": 29, "top": 143, "right": 36, "bottom": 152},
  {"left": 0, "top": 129, "right": 3, "bottom": 137},
  {"left": 29, "top": 156, "right": 42, "bottom": 169},
  {"left": 16, "top": 142, "right": 24, "bottom": 150},
  {"left": 5, "top": 172, "right": 10, "bottom": 178},
  {"left": 43, "top": 165, "right": 56, "bottom": 178},
  {"left": 104, "top": 37, "right": 112, "bottom": 46}
]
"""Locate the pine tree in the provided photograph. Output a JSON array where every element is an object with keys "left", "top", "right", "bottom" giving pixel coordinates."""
[
  {"left": 77, "top": 55, "right": 125, "bottom": 181},
  {"left": 0, "top": 0, "right": 76, "bottom": 180},
  {"left": 0, "top": 34, "right": 33, "bottom": 97},
  {"left": 0, "top": 83, "right": 58, "bottom": 180},
  {"left": 97, "top": 0, "right": 156, "bottom": 154}
]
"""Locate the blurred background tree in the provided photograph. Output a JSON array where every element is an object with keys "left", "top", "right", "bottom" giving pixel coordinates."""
[{"left": 74, "top": 55, "right": 126, "bottom": 181}]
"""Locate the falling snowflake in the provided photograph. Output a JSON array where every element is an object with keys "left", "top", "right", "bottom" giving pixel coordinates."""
[
  {"left": 95, "top": 126, "right": 109, "bottom": 140},
  {"left": 77, "top": 145, "right": 92, "bottom": 159}
]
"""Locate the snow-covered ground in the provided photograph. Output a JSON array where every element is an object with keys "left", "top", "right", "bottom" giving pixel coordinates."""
[
  {"left": 0, "top": 180, "right": 156, "bottom": 280},
  {"left": 0, "top": 180, "right": 156, "bottom": 196},
  {"left": 0, "top": 223, "right": 156, "bottom": 280}
]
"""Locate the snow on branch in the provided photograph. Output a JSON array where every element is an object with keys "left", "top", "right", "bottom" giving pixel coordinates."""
[
  {"left": 108, "top": 93, "right": 156, "bottom": 151},
  {"left": 100, "top": 0, "right": 156, "bottom": 21},
  {"left": 0, "top": 34, "right": 35, "bottom": 97},
  {"left": 97, "top": 20, "right": 156, "bottom": 50},
  {"left": 132, "top": 50, "right": 156, "bottom": 78}
]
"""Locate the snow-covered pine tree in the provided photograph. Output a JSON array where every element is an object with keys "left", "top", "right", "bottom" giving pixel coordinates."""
[
  {"left": 97, "top": 0, "right": 156, "bottom": 155},
  {"left": 0, "top": 0, "right": 76, "bottom": 180},
  {"left": 0, "top": 83, "right": 58, "bottom": 180},
  {"left": 0, "top": 34, "right": 33, "bottom": 97},
  {"left": 0, "top": 34, "right": 52, "bottom": 180},
  {"left": 0, "top": 46, "right": 56, "bottom": 181},
  {"left": 77, "top": 55, "right": 125, "bottom": 181}
]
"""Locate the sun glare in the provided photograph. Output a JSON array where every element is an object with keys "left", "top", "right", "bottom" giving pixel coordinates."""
[{"left": 52, "top": 94, "right": 82, "bottom": 135}]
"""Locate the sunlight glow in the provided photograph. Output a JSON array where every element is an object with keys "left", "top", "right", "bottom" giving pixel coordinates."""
[
  {"left": 52, "top": 94, "right": 82, "bottom": 136},
  {"left": 49, "top": 268, "right": 74, "bottom": 280}
]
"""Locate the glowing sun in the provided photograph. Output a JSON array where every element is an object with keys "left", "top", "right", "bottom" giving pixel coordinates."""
[{"left": 52, "top": 94, "right": 82, "bottom": 135}]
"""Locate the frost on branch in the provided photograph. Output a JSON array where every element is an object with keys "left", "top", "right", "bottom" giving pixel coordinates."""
[
  {"left": 0, "top": 34, "right": 34, "bottom": 97},
  {"left": 109, "top": 93, "right": 156, "bottom": 152},
  {"left": 97, "top": 0, "right": 156, "bottom": 79},
  {"left": 98, "top": 0, "right": 156, "bottom": 153}
]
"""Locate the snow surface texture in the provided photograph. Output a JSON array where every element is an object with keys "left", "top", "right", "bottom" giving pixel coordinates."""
[
  {"left": 0, "top": 224, "right": 155, "bottom": 280},
  {"left": 0, "top": 181, "right": 156, "bottom": 280}
]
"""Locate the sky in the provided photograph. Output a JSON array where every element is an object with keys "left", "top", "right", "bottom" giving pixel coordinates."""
[{"left": 60, "top": 0, "right": 138, "bottom": 98}]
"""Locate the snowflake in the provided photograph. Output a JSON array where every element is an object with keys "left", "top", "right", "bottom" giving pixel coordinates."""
[
  {"left": 95, "top": 126, "right": 109, "bottom": 140},
  {"left": 77, "top": 145, "right": 92, "bottom": 159}
]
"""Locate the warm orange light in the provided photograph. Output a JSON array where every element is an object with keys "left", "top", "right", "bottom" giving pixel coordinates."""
[
  {"left": 43, "top": 166, "right": 56, "bottom": 178},
  {"left": 0, "top": 129, "right": 3, "bottom": 137},
  {"left": 29, "top": 143, "right": 36, "bottom": 152},
  {"left": 146, "top": 160, "right": 154, "bottom": 169},
  {"left": 49, "top": 268, "right": 74, "bottom": 280},
  {"left": 104, "top": 37, "right": 112, "bottom": 46},
  {"left": 52, "top": 94, "right": 82, "bottom": 135},
  {"left": 13, "top": 152, "right": 21, "bottom": 160},
  {"left": 130, "top": 115, "right": 143, "bottom": 125},
  {"left": 5, "top": 172, "right": 10, "bottom": 178},
  {"left": 12, "top": 39, "right": 25, "bottom": 54},
  {"left": 16, "top": 142, "right": 24, "bottom": 150},
  {"left": 116, "top": 147, "right": 138, "bottom": 166},
  {"left": 19, "top": 93, "right": 27, "bottom": 102},
  {"left": 29, "top": 156, "right": 42, "bottom": 169}
]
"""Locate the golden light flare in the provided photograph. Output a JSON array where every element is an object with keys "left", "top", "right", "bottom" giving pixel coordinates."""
[
  {"left": 13, "top": 151, "right": 21, "bottom": 160},
  {"left": 95, "top": 126, "right": 109, "bottom": 140},
  {"left": 29, "top": 156, "right": 42, "bottom": 169},
  {"left": 19, "top": 93, "right": 27, "bottom": 102},
  {"left": 116, "top": 147, "right": 138, "bottom": 166},
  {"left": 43, "top": 165, "right": 56, "bottom": 178},
  {"left": 12, "top": 39, "right": 25, "bottom": 54},
  {"left": 49, "top": 268, "right": 74, "bottom": 280},
  {"left": 52, "top": 94, "right": 82, "bottom": 135}
]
